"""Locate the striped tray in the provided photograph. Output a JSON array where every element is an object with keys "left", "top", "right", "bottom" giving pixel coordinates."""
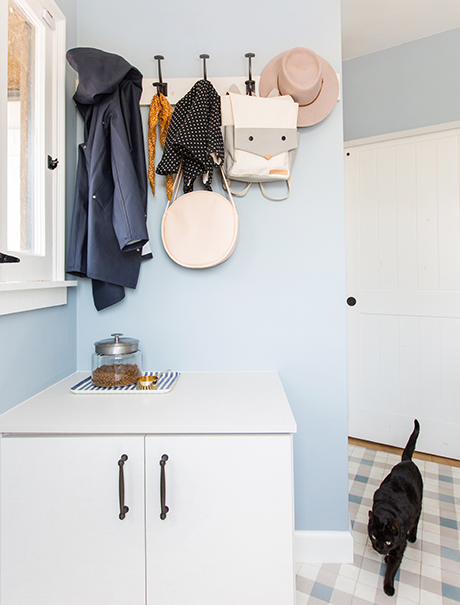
[{"left": 70, "top": 371, "right": 180, "bottom": 394}]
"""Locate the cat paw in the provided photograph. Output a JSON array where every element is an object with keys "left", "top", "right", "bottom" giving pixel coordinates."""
[
  {"left": 384, "top": 584, "right": 395, "bottom": 597},
  {"left": 408, "top": 529, "right": 417, "bottom": 543}
]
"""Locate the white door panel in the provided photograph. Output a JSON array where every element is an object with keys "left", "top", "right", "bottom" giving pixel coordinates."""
[
  {"left": 0, "top": 435, "right": 145, "bottom": 605},
  {"left": 145, "top": 434, "right": 295, "bottom": 605},
  {"left": 346, "top": 127, "right": 460, "bottom": 458}
]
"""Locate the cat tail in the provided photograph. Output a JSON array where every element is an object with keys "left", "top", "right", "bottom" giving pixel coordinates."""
[{"left": 402, "top": 419, "right": 420, "bottom": 461}]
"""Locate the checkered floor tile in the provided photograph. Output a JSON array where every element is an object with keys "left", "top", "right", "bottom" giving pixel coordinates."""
[{"left": 296, "top": 444, "right": 460, "bottom": 604}]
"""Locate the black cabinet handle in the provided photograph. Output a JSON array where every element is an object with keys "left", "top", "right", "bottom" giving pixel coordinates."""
[
  {"left": 118, "top": 454, "right": 129, "bottom": 520},
  {"left": 347, "top": 297, "right": 357, "bottom": 306},
  {"left": 159, "top": 454, "right": 169, "bottom": 520}
]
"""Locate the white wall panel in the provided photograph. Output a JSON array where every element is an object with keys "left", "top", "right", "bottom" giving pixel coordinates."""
[
  {"left": 360, "top": 314, "right": 381, "bottom": 412},
  {"left": 398, "top": 316, "right": 421, "bottom": 420},
  {"left": 419, "top": 317, "right": 441, "bottom": 422},
  {"left": 396, "top": 144, "right": 418, "bottom": 290},
  {"left": 416, "top": 140, "right": 439, "bottom": 290},
  {"left": 378, "top": 315, "right": 400, "bottom": 416},
  {"left": 358, "top": 150, "right": 379, "bottom": 290},
  {"left": 377, "top": 148, "right": 398, "bottom": 290},
  {"left": 440, "top": 318, "right": 460, "bottom": 425},
  {"left": 437, "top": 137, "right": 460, "bottom": 290}
]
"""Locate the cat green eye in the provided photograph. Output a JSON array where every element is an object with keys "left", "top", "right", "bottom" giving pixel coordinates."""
[
  {"left": 371, "top": 535, "right": 376, "bottom": 540},
  {"left": 385, "top": 540, "right": 392, "bottom": 546}
]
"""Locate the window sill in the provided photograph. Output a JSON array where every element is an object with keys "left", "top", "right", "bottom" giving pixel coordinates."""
[{"left": 0, "top": 280, "right": 77, "bottom": 316}]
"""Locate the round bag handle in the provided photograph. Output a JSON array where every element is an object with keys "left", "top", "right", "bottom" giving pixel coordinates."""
[{"left": 168, "top": 162, "right": 236, "bottom": 210}]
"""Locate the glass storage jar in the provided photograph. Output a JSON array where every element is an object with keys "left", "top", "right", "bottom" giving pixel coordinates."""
[{"left": 92, "top": 333, "right": 142, "bottom": 387}]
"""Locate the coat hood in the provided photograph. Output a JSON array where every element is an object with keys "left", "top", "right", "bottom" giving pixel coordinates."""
[{"left": 67, "top": 47, "right": 143, "bottom": 105}]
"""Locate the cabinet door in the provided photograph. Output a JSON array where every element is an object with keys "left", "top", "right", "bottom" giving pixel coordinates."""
[
  {"left": 146, "top": 434, "right": 295, "bottom": 605},
  {"left": 0, "top": 435, "right": 145, "bottom": 605}
]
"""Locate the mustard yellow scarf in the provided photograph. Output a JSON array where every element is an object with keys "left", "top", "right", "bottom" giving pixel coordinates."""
[{"left": 148, "top": 92, "right": 173, "bottom": 200}]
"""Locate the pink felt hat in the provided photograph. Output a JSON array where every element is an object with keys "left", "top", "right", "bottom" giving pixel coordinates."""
[{"left": 259, "top": 47, "right": 339, "bottom": 127}]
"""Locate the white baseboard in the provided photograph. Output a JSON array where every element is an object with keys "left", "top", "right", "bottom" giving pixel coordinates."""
[{"left": 295, "top": 530, "right": 354, "bottom": 564}]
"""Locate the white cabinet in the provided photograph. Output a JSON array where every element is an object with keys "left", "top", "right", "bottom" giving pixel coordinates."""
[{"left": 0, "top": 372, "right": 296, "bottom": 605}]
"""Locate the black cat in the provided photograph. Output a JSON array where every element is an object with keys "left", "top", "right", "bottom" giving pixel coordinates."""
[{"left": 368, "top": 419, "right": 423, "bottom": 597}]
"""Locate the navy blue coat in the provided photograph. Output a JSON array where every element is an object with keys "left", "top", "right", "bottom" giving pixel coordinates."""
[{"left": 66, "top": 48, "right": 149, "bottom": 310}]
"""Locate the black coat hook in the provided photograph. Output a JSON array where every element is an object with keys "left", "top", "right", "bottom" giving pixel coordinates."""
[
  {"left": 245, "top": 53, "right": 256, "bottom": 95},
  {"left": 152, "top": 55, "right": 168, "bottom": 96},
  {"left": 200, "top": 54, "right": 209, "bottom": 80}
]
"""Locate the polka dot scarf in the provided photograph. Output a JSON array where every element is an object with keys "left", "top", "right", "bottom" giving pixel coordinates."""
[
  {"left": 156, "top": 79, "right": 224, "bottom": 193},
  {"left": 148, "top": 92, "right": 173, "bottom": 200}
]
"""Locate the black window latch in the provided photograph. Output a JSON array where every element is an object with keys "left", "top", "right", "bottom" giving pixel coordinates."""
[
  {"left": 0, "top": 252, "right": 20, "bottom": 263},
  {"left": 47, "top": 155, "right": 59, "bottom": 170}
]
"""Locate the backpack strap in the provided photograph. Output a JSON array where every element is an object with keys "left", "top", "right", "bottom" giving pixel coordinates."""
[
  {"left": 259, "top": 177, "right": 292, "bottom": 201},
  {"left": 222, "top": 178, "right": 252, "bottom": 198}
]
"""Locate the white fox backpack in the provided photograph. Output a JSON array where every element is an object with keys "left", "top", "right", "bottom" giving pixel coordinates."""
[{"left": 221, "top": 92, "right": 299, "bottom": 201}]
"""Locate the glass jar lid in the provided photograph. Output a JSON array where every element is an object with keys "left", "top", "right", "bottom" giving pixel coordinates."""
[{"left": 94, "top": 333, "right": 140, "bottom": 355}]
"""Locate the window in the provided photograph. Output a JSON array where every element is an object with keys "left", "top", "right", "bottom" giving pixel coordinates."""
[
  {"left": 0, "top": 0, "right": 75, "bottom": 315},
  {"left": 7, "top": 0, "right": 39, "bottom": 262}
]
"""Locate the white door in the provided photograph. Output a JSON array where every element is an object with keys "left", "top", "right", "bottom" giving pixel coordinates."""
[
  {"left": 145, "top": 434, "right": 295, "bottom": 605},
  {"left": 0, "top": 435, "right": 145, "bottom": 605},
  {"left": 345, "top": 126, "right": 460, "bottom": 458}
]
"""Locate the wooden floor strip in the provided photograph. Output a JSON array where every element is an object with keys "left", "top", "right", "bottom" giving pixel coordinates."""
[{"left": 348, "top": 437, "right": 460, "bottom": 468}]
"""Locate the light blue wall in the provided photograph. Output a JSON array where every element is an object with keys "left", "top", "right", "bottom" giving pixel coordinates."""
[
  {"left": 69, "top": 0, "right": 349, "bottom": 532},
  {"left": 0, "top": 0, "right": 78, "bottom": 413},
  {"left": 0, "top": 301, "right": 76, "bottom": 413},
  {"left": 343, "top": 27, "right": 460, "bottom": 141}
]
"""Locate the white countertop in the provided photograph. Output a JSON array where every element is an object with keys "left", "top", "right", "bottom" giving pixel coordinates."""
[{"left": 0, "top": 371, "right": 296, "bottom": 435}]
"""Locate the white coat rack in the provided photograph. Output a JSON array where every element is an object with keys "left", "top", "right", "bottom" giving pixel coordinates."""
[
  {"left": 140, "top": 53, "right": 261, "bottom": 105},
  {"left": 140, "top": 76, "right": 261, "bottom": 106}
]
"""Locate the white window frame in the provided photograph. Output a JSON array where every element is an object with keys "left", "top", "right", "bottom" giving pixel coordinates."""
[{"left": 0, "top": 0, "right": 76, "bottom": 316}]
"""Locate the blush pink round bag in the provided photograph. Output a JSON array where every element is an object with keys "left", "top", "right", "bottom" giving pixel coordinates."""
[{"left": 161, "top": 164, "right": 239, "bottom": 269}]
